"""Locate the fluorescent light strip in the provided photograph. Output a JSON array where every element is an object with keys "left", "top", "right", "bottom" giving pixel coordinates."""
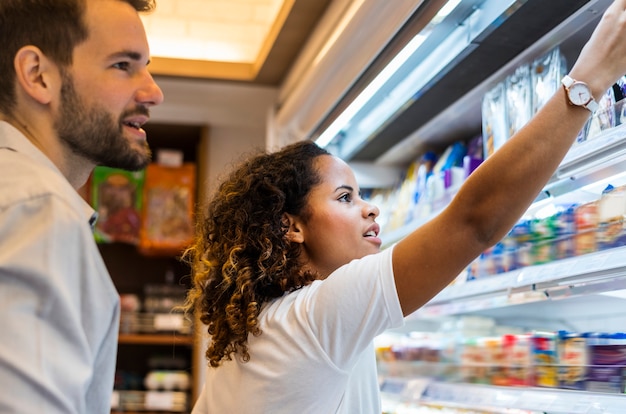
[
  {"left": 315, "top": 0, "right": 462, "bottom": 148},
  {"left": 315, "top": 31, "right": 428, "bottom": 147}
]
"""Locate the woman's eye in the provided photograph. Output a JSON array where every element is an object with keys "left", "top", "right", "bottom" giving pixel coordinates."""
[{"left": 338, "top": 193, "right": 352, "bottom": 202}]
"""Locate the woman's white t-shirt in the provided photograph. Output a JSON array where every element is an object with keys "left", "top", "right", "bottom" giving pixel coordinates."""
[{"left": 192, "top": 245, "right": 404, "bottom": 414}]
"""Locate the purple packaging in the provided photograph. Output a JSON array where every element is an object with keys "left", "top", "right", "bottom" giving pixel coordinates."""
[
  {"left": 586, "top": 344, "right": 626, "bottom": 393},
  {"left": 463, "top": 155, "right": 483, "bottom": 178}
]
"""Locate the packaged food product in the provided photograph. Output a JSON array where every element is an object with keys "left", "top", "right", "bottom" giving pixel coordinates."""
[
  {"left": 553, "top": 204, "right": 577, "bottom": 260},
  {"left": 510, "top": 219, "right": 533, "bottom": 268},
  {"left": 505, "top": 64, "right": 533, "bottom": 137},
  {"left": 574, "top": 201, "right": 599, "bottom": 255},
  {"left": 91, "top": 166, "right": 145, "bottom": 244},
  {"left": 139, "top": 163, "right": 196, "bottom": 256},
  {"left": 586, "top": 86, "right": 617, "bottom": 141},
  {"left": 482, "top": 82, "right": 508, "bottom": 158},
  {"left": 503, "top": 334, "right": 533, "bottom": 386},
  {"left": 557, "top": 331, "right": 588, "bottom": 390},
  {"left": 531, "top": 331, "right": 558, "bottom": 387},
  {"left": 597, "top": 184, "right": 626, "bottom": 250},
  {"left": 586, "top": 344, "right": 626, "bottom": 393},
  {"left": 531, "top": 47, "right": 566, "bottom": 115}
]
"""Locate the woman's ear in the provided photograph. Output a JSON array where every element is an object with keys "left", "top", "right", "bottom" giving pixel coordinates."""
[
  {"left": 13, "top": 46, "right": 57, "bottom": 105},
  {"left": 283, "top": 213, "right": 304, "bottom": 244}
]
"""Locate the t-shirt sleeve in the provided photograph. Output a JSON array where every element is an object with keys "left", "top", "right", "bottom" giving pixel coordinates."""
[{"left": 306, "top": 245, "right": 404, "bottom": 369}]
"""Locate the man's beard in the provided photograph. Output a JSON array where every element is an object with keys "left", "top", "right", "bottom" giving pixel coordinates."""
[{"left": 54, "top": 74, "right": 152, "bottom": 171}]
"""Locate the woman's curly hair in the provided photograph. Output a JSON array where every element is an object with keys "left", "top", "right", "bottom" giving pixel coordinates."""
[{"left": 183, "top": 140, "right": 331, "bottom": 367}]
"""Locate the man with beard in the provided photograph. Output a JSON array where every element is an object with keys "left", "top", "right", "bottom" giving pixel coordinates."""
[{"left": 0, "top": 0, "right": 163, "bottom": 413}]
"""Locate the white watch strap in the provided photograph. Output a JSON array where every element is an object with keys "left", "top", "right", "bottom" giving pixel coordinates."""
[
  {"left": 561, "top": 75, "right": 575, "bottom": 88},
  {"left": 585, "top": 98, "right": 599, "bottom": 113}
]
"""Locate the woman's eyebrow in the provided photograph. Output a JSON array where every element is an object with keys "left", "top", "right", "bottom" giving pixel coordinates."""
[{"left": 334, "top": 184, "right": 354, "bottom": 192}]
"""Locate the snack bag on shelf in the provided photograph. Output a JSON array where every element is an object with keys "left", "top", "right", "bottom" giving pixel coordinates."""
[
  {"left": 91, "top": 166, "right": 145, "bottom": 244},
  {"left": 531, "top": 47, "right": 566, "bottom": 115},
  {"left": 505, "top": 64, "right": 533, "bottom": 138},
  {"left": 139, "top": 163, "right": 196, "bottom": 256},
  {"left": 482, "top": 82, "right": 508, "bottom": 158},
  {"left": 597, "top": 184, "right": 626, "bottom": 250}
]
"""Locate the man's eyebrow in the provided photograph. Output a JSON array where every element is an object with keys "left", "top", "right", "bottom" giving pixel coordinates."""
[{"left": 109, "top": 50, "right": 147, "bottom": 63}]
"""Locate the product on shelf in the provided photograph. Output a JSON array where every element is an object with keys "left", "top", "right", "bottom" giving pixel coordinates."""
[
  {"left": 503, "top": 334, "right": 533, "bottom": 387},
  {"left": 557, "top": 331, "right": 588, "bottom": 390},
  {"left": 91, "top": 166, "right": 145, "bottom": 244},
  {"left": 482, "top": 82, "right": 508, "bottom": 158},
  {"left": 597, "top": 184, "right": 626, "bottom": 250},
  {"left": 144, "top": 370, "right": 191, "bottom": 392},
  {"left": 586, "top": 343, "right": 626, "bottom": 393},
  {"left": 505, "top": 64, "right": 533, "bottom": 138},
  {"left": 586, "top": 87, "right": 617, "bottom": 142},
  {"left": 139, "top": 162, "right": 196, "bottom": 256},
  {"left": 378, "top": 324, "right": 626, "bottom": 398},
  {"left": 574, "top": 200, "right": 599, "bottom": 255},
  {"left": 530, "top": 47, "right": 566, "bottom": 115}
]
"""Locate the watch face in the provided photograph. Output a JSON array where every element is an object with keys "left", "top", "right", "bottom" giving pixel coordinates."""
[{"left": 569, "top": 82, "right": 592, "bottom": 105}]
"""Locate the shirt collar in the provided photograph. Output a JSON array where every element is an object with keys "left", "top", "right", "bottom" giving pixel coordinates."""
[{"left": 0, "top": 120, "right": 97, "bottom": 227}]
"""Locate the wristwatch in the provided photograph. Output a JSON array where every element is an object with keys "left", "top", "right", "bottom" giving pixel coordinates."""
[{"left": 561, "top": 75, "right": 599, "bottom": 113}]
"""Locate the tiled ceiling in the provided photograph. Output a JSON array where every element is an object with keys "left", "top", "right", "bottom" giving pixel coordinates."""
[{"left": 141, "top": 0, "right": 332, "bottom": 85}]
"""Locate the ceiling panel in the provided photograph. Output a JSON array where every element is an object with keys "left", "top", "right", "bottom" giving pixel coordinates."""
[{"left": 142, "top": 0, "right": 332, "bottom": 84}]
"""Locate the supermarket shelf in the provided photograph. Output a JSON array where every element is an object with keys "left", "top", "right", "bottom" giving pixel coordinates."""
[
  {"left": 377, "top": 121, "right": 626, "bottom": 319},
  {"left": 118, "top": 333, "right": 194, "bottom": 346},
  {"left": 545, "top": 123, "right": 626, "bottom": 199},
  {"left": 382, "top": 123, "right": 626, "bottom": 249},
  {"left": 382, "top": 379, "right": 626, "bottom": 413},
  {"left": 409, "top": 246, "right": 626, "bottom": 318}
]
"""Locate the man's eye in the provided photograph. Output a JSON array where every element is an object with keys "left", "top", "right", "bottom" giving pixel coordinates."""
[{"left": 113, "top": 62, "right": 130, "bottom": 71}]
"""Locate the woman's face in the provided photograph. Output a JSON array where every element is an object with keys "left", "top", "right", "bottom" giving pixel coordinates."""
[{"left": 290, "top": 155, "right": 382, "bottom": 278}]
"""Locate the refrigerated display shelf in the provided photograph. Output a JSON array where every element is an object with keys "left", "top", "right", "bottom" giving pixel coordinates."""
[
  {"left": 383, "top": 120, "right": 626, "bottom": 250},
  {"left": 382, "top": 379, "right": 626, "bottom": 414},
  {"left": 414, "top": 246, "right": 626, "bottom": 318}
]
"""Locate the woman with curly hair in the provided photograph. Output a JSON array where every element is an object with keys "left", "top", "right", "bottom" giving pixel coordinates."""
[{"left": 186, "top": 3, "right": 626, "bottom": 411}]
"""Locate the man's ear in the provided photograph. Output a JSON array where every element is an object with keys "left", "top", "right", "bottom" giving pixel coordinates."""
[
  {"left": 283, "top": 213, "right": 305, "bottom": 244},
  {"left": 13, "top": 46, "right": 57, "bottom": 105}
]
